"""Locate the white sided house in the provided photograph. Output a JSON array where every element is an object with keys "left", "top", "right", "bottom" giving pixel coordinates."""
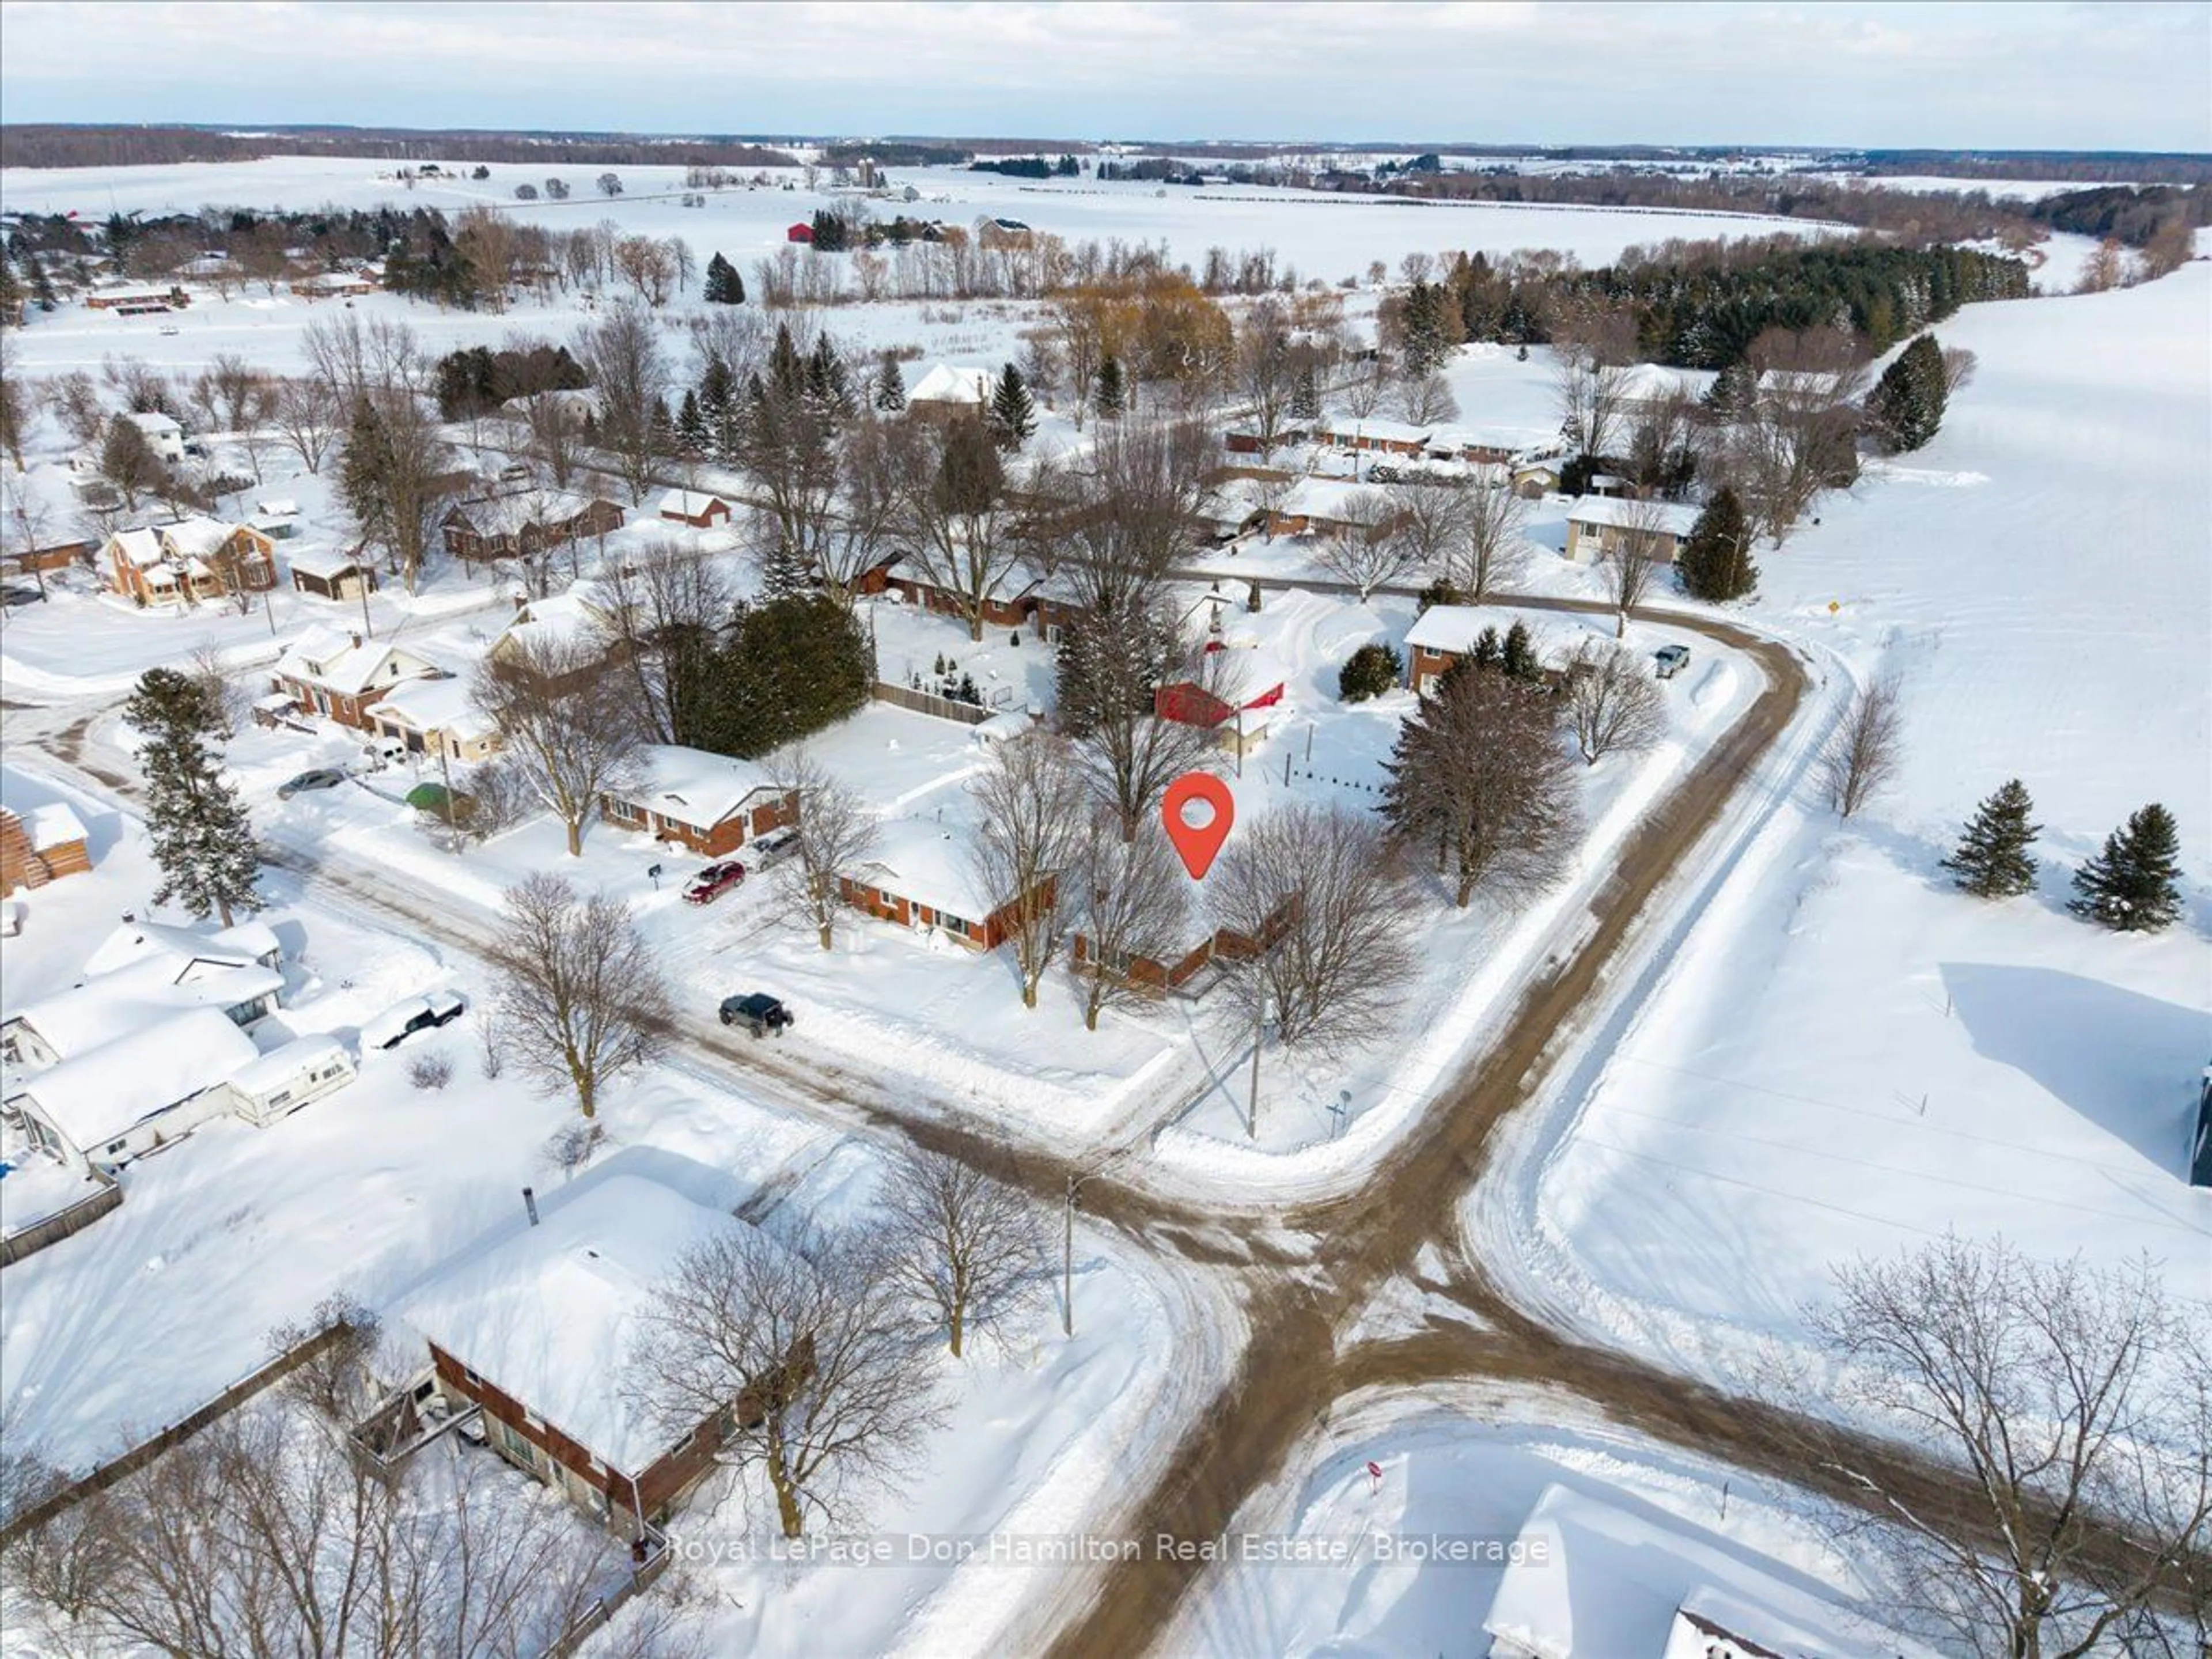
[
  {"left": 0, "top": 920, "right": 354, "bottom": 1174},
  {"left": 124, "top": 410, "right": 186, "bottom": 463},
  {"left": 1562, "top": 496, "right": 1700, "bottom": 566}
]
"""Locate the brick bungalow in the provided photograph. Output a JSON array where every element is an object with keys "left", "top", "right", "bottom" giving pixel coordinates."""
[
  {"left": 270, "top": 624, "right": 442, "bottom": 729},
  {"left": 1315, "top": 416, "right": 1431, "bottom": 457},
  {"left": 839, "top": 816, "right": 1051, "bottom": 950},
  {"left": 1074, "top": 900, "right": 1297, "bottom": 995},
  {"left": 599, "top": 745, "right": 797, "bottom": 857},
  {"left": 441, "top": 493, "right": 625, "bottom": 566},
  {"left": 400, "top": 1172, "right": 797, "bottom": 1538},
  {"left": 882, "top": 555, "right": 1037, "bottom": 630},
  {"left": 1263, "top": 476, "right": 1402, "bottom": 540}
]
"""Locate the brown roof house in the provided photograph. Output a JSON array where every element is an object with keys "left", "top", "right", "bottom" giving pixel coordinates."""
[
  {"left": 441, "top": 491, "right": 625, "bottom": 566},
  {"left": 396, "top": 1170, "right": 774, "bottom": 1538}
]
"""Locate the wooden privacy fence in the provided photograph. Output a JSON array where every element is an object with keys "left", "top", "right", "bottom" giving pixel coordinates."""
[
  {"left": 0, "top": 1320, "right": 354, "bottom": 1549},
  {"left": 0, "top": 1169, "right": 123, "bottom": 1268},
  {"left": 871, "top": 680, "right": 994, "bottom": 726}
]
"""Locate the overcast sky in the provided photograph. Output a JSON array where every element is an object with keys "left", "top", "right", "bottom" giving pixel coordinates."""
[{"left": 3, "top": 1, "right": 2206, "bottom": 153}]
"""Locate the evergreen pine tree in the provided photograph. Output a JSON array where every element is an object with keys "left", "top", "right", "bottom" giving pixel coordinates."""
[
  {"left": 1940, "top": 779, "right": 2041, "bottom": 899},
  {"left": 987, "top": 362, "right": 1036, "bottom": 452},
  {"left": 124, "top": 668, "right": 262, "bottom": 927},
  {"left": 1290, "top": 358, "right": 1320, "bottom": 423},
  {"left": 1676, "top": 486, "right": 1759, "bottom": 603},
  {"left": 1093, "top": 355, "right": 1125, "bottom": 421},
  {"left": 767, "top": 325, "right": 805, "bottom": 400},
  {"left": 2069, "top": 804, "right": 2184, "bottom": 932},
  {"left": 1501, "top": 620, "right": 1539, "bottom": 680},
  {"left": 675, "top": 388, "right": 710, "bottom": 457},
  {"left": 1869, "top": 334, "right": 1949, "bottom": 453},
  {"left": 1400, "top": 281, "right": 1450, "bottom": 378},
  {"left": 806, "top": 334, "right": 854, "bottom": 419},
  {"left": 1470, "top": 626, "right": 1502, "bottom": 672},
  {"left": 703, "top": 251, "right": 745, "bottom": 305},
  {"left": 872, "top": 353, "right": 907, "bottom": 413}
]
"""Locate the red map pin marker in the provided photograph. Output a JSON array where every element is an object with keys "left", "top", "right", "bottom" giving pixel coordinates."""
[{"left": 1162, "top": 772, "right": 1234, "bottom": 880}]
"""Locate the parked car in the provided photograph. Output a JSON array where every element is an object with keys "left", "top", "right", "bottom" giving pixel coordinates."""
[
  {"left": 1654, "top": 644, "right": 1692, "bottom": 680},
  {"left": 684, "top": 862, "right": 746, "bottom": 905},
  {"left": 367, "top": 990, "right": 467, "bottom": 1050},
  {"left": 718, "top": 993, "right": 792, "bottom": 1039},
  {"left": 746, "top": 827, "right": 798, "bottom": 868},
  {"left": 278, "top": 767, "right": 347, "bottom": 799}
]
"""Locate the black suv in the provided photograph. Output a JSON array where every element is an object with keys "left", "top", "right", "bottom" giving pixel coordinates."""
[{"left": 718, "top": 993, "right": 793, "bottom": 1039}]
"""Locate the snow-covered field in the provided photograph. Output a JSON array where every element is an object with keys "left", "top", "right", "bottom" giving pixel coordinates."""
[{"left": 1476, "top": 264, "right": 2212, "bottom": 1381}]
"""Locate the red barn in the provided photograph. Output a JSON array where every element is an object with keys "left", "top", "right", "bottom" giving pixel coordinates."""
[{"left": 786, "top": 222, "right": 815, "bottom": 244}]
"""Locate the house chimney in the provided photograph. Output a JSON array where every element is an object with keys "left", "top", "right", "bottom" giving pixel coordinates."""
[
  {"left": 522, "top": 1186, "right": 540, "bottom": 1226},
  {"left": 348, "top": 630, "right": 363, "bottom": 651}
]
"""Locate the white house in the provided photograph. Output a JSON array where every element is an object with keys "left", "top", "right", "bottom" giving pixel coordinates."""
[
  {"left": 12, "top": 1009, "right": 262, "bottom": 1173},
  {"left": 1562, "top": 496, "right": 1701, "bottom": 565},
  {"left": 125, "top": 410, "right": 186, "bottom": 463}
]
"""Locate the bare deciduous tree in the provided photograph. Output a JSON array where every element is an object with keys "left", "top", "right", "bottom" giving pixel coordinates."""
[
  {"left": 1940, "top": 345, "right": 1979, "bottom": 397},
  {"left": 1313, "top": 489, "right": 1422, "bottom": 601},
  {"left": 471, "top": 635, "right": 643, "bottom": 855},
  {"left": 272, "top": 377, "right": 340, "bottom": 474},
  {"left": 1726, "top": 324, "right": 1872, "bottom": 546},
  {"left": 1603, "top": 498, "right": 1672, "bottom": 637},
  {"left": 1565, "top": 638, "right": 1666, "bottom": 764},
  {"left": 882, "top": 1147, "right": 1043, "bottom": 1357},
  {"left": 1791, "top": 1235, "right": 2212, "bottom": 1659},
  {"left": 895, "top": 418, "right": 1025, "bottom": 641},
  {"left": 5, "top": 1408, "right": 618, "bottom": 1658},
  {"left": 44, "top": 370, "right": 111, "bottom": 452},
  {"left": 968, "top": 731, "right": 1089, "bottom": 1009},
  {"left": 593, "top": 537, "right": 732, "bottom": 745},
  {"left": 488, "top": 872, "right": 672, "bottom": 1117},
  {"left": 629, "top": 1221, "right": 945, "bottom": 1538},
  {"left": 1549, "top": 297, "right": 1641, "bottom": 457},
  {"left": 576, "top": 305, "right": 669, "bottom": 505},
  {"left": 1072, "top": 816, "right": 1192, "bottom": 1031},
  {"left": 1210, "top": 803, "right": 1418, "bottom": 1050},
  {"left": 1817, "top": 673, "right": 1906, "bottom": 819},
  {"left": 1391, "top": 371, "right": 1460, "bottom": 426},
  {"left": 1446, "top": 477, "right": 1530, "bottom": 599},
  {"left": 773, "top": 748, "right": 877, "bottom": 950},
  {"left": 337, "top": 387, "right": 453, "bottom": 593}
]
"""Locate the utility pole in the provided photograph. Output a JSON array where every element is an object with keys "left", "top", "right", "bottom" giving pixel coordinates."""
[
  {"left": 1247, "top": 980, "right": 1266, "bottom": 1141},
  {"left": 438, "top": 739, "right": 460, "bottom": 856}
]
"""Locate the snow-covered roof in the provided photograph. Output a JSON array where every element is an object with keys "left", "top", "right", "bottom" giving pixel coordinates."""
[
  {"left": 286, "top": 546, "right": 365, "bottom": 581},
  {"left": 613, "top": 745, "right": 779, "bottom": 832},
  {"left": 852, "top": 816, "right": 998, "bottom": 922},
  {"left": 1565, "top": 495, "right": 1700, "bottom": 537},
  {"left": 26, "top": 802, "right": 85, "bottom": 853},
  {"left": 226, "top": 1034, "right": 352, "bottom": 1100},
  {"left": 365, "top": 676, "right": 498, "bottom": 744},
  {"left": 275, "top": 624, "right": 440, "bottom": 697},
  {"left": 1405, "top": 604, "right": 1506, "bottom": 657},
  {"left": 397, "top": 1173, "right": 744, "bottom": 1477},
  {"left": 497, "top": 592, "right": 609, "bottom": 659},
  {"left": 22, "top": 1007, "right": 260, "bottom": 1153},
  {"left": 656, "top": 488, "right": 729, "bottom": 519},
  {"left": 1483, "top": 1484, "right": 1922, "bottom": 1659},
  {"left": 1613, "top": 362, "right": 1716, "bottom": 404},
  {"left": 449, "top": 491, "right": 607, "bottom": 540},
  {"left": 161, "top": 516, "right": 240, "bottom": 560},
  {"left": 126, "top": 411, "right": 182, "bottom": 437},
  {"left": 109, "top": 527, "right": 167, "bottom": 569},
  {"left": 1430, "top": 425, "right": 1556, "bottom": 456},
  {"left": 908, "top": 363, "right": 991, "bottom": 406},
  {"left": 79, "top": 918, "right": 278, "bottom": 980},
  {"left": 15, "top": 959, "right": 282, "bottom": 1060},
  {"left": 1277, "top": 476, "right": 1386, "bottom": 525},
  {"left": 256, "top": 499, "right": 301, "bottom": 518},
  {"left": 1320, "top": 416, "right": 1432, "bottom": 445}
]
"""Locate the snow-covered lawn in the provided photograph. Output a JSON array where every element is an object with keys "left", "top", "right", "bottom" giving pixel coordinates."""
[{"left": 1475, "top": 264, "right": 2212, "bottom": 1377}]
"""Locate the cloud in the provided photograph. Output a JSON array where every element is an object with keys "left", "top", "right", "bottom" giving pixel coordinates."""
[{"left": 0, "top": 0, "right": 2205, "bottom": 150}]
